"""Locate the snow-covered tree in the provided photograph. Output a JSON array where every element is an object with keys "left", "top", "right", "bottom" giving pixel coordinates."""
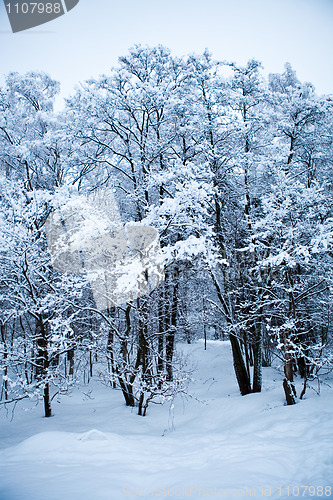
[{"left": 1, "top": 51, "right": 332, "bottom": 415}]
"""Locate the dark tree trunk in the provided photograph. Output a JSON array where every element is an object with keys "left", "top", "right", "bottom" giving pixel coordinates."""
[
  {"left": 137, "top": 297, "right": 150, "bottom": 416},
  {"left": 157, "top": 289, "right": 165, "bottom": 375},
  {"left": 117, "top": 305, "right": 136, "bottom": 408},
  {"left": 166, "top": 270, "right": 178, "bottom": 382},
  {"left": 252, "top": 319, "right": 263, "bottom": 393},
  {"left": 283, "top": 378, "right": 297, "bottom": 405},
  {"left": 43, "top": 382, "right": 52, "bottom": 418},
  {"left": 0, "top": 324, "right": 8, "bottom": 400},
  {"left": 165, "top": 331, "right": 175, "bottom": 382},
  {"left": 67, "top": 348, "right": 75, "bottom": 377},
  {"left": 89, "top": 351, "right": 93, "bottom": 378},
  {"left": 283, "top": 274, "right": 297, "bottom": 405},
  {"left": 107, "top": 307, "right": 117, "bottom": 389},
  {"left": 36, "top": 316, "right": 52, "bottom": 417},
  {"left": 117, "top": 374, "right": 136, "bottom": 407},
  {"left": 283, "top": 333, "right": 296, "bottom": 405},
  {"left": 229, "top": 333, "right": 252, "bottom": 396}
]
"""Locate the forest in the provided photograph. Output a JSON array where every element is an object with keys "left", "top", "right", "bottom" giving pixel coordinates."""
[{"left": 1, "top": 45, "right": 332, "bottom": 419}]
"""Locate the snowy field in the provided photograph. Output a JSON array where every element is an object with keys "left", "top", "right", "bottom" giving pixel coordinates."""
[{"left": 0, "top": 340, "right": 332, "bottom": 500}]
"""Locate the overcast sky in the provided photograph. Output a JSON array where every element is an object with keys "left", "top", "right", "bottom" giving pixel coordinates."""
[{"left": 1, "top": 0, "right": 332, "bottom": 107}]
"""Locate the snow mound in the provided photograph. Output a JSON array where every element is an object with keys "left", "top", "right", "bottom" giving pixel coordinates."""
[
  {"left": 0, "top": 341, "right": 332, "bottom": 500},
  {"left": 78, "top": 429, "right": 109, "bottom": 441}
]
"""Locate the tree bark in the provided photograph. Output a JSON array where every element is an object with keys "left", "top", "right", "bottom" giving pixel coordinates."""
[
  {"left": 252, "top": 319, "right": 263, "bottom": 393},
  {"left": 229, "top": 333, "right": 252, "bottom": 395},
  {"left": 0, "top": 324, "right": 8, "bottom": 401},
  {"left": 157, "top": 288, "right": 165, "bottom": 375},
  {"left": 36, "top": 316, "right": 52, "bottom": 417},
  {"left": 283, "top": 332, "right": 296, "bottom": 405},
  {"left": 137, "top": 297, "right": 150, "bottom": 415},
  {"left": 67, "top": 349, "right": 75, "bottom": 377},
  {"left": 166, "top": 269, "right": 178, "bottom": 381}
]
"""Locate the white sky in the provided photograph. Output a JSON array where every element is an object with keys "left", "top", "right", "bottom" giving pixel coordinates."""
[{"left": 0, "top": 0, "right": 333, "bottom": 107}]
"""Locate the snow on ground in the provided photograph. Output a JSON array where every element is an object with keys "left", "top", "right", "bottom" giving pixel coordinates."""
[{"left": 0, "top": 340, "right": 332, "bottom": 500}]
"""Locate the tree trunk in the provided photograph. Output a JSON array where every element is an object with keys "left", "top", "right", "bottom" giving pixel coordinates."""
[
  {"left": 166, "top": 331, "right": 175, "bottom": 381},
  {"left": 229, "top": 333, "right": 252, "bottom": 395},
  {"left": 43, "top": 382, "right": 52, "bottom": 418},
  {"left": 89, "top": 351, "right": 93, "bottom": 378},
  {"left": 157, "top": 289, "right": 165, "bottom": 375},
  {"left": 117, "top": 373, "right": 136, "bottom": 407},
  {"left": 36, "top": 316, "right": 52, "bottom": 417},
  {"left": 283, "top": 378, "right": 297, "bottom": 405},
  {"left": 252, "top": 319, "right": 263, "bottom": 393},
  {"left": 283, "top": 273, "right": 297, "bottom": 405},
  {"left": 0, "top": 324, "right": 8, "bottom": 401},
  {"left": 283, "top": 333, "right": 296, "bottom": 405},
  {"left": 137, "top": 297, "right": 150, "bottom": 416},
  {"left": 117, "top": 305, "right": 136, "bottom": 408},
  {"left": 166, "top": 270, "right": 178, "bottom": 381},
  {"left": 67, "top": 348, "right": 75, "bottom": 377},
  {"left": 107, "top": 307, "right": 117, "bottom": 389}
]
